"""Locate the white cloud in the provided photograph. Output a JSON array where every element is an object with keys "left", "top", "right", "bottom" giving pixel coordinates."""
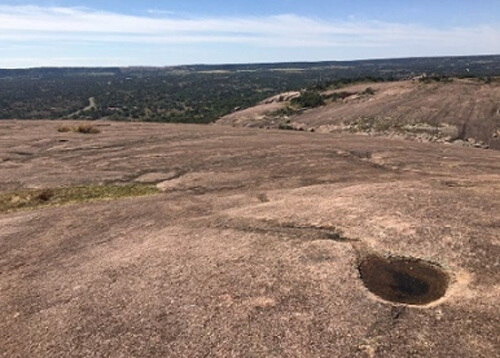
[
  {"left": 0, "top": 5, "right": 499, "bottom": 66},
  {"left": 0, "top": 56, "right": 131, "bottom": 68},
  {"left": 146, "top": 9, "right": 178, "bottom": 16}
]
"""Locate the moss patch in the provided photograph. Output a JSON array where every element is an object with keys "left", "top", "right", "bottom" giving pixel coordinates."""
[{"left": 0, "top": 183, "right": 159, "bottom": 213}]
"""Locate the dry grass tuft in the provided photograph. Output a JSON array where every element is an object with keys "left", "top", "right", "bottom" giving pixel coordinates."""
[
  {"left": 57, "top": 126, "right": 72, "bottom": 133},
  {"left": 57, "top": 124, "right": 100, "bottom": 134},
  {"left": 74, "top": 124, "right": 100, "bottom": 134}
]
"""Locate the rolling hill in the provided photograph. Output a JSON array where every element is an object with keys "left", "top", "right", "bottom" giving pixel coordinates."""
[{"left": 217, "top": 77, "right": 500, "bottom": 150}]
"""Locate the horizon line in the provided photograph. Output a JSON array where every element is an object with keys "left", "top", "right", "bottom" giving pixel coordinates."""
[{"left": 1, "top": 53, "right": 499, "bottom": 71}]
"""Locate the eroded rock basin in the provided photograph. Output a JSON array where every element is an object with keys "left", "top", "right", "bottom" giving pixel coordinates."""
[{"left": 359, "top": 255, "right": 449, "bottom": 305}]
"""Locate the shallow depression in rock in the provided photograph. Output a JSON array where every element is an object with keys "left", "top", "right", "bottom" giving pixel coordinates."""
[{"left": 359, "top": 255, "right": 449, "bottom": 305}]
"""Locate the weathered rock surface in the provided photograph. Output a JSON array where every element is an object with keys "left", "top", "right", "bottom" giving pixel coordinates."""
[
  {"left": 218, "top": 78, "right": 500, "bottom": 150},
  {"left": 1, "top": 120, "right": 499, "bottom": 357}
]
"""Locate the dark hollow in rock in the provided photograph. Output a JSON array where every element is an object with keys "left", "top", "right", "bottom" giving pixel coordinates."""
[
  {"left": 359, "top": 255, "right": 449, "bottom": 305},
  {"left": 36, "top": 190, "right": 54, "bottom": 202}
]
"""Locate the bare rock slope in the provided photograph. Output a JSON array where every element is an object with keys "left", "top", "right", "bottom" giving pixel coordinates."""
[
  {"left": 1, "top": 120, "right": 499, "bottom": 357},
  {"left": 217, "top": 78, "right": 500, "bottom": 150}
]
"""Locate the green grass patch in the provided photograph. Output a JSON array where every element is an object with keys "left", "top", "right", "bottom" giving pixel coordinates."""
[{"left": 0, "top": 183, "right": 159, "bottom": 213}]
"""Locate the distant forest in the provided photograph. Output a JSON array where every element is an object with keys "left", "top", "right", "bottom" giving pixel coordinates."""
[{"left": 1, "top": 55, "right": 500, "bottom": 123}]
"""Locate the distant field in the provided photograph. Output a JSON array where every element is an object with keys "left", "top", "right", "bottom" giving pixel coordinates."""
[{"left": 1, "top": 55, "right": 500, "bottom": 123}]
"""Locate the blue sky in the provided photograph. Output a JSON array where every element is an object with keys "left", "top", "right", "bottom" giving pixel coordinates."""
[{"left": 1, "top": 1, "right": 499, "bottom": 68}]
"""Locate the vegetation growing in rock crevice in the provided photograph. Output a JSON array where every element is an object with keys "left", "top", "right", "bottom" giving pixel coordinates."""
[
  {"left": 290, "top": 91, "right": 325, "bottom": 108},
  {"left": 0, "top": 184, "right": 159, "bottom": 213},
  {"left": 361, "top": 87, "right": 375, "bottom": 95},
  {"left": 58, "top": 124, "right": 100, "bottom": 134},
  {"left": 419, "top": 75, "right": 454, "bottom": 84}
]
